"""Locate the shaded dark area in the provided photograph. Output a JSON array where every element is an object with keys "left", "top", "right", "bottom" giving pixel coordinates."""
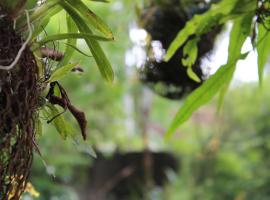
[
  {"left": 139, "top": 1, "right": 220, "bottom": 99},
  {"left": 80, "top": 151, "right": 178, "bottom": 200}
]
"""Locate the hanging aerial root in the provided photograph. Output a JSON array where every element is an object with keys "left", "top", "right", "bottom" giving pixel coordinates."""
[
  {"left": 0, "top": 10, "right": 32, "bottom": 70},
  {"left": 0, "top": 11, "right": 40, "bottom": 199}
]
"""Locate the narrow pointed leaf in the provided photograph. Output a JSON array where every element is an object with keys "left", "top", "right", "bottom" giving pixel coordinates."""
[
  {"left": 66, "top": 0, "right": 113, "bottom": 39},
  {"left": 257, "top": 25, "right": 270, "bottom": 86},
  {"left": 58, "top": 14, "right": 78, "bottom": 67},
  {"left": 38, "top": 33, "right": 112, "bottom": 46},
  {"left": 164, "top": 0, "right": 239, "bottom": 61},
  {"left": 165, "top": 13, "right": 253, "bottom": 140},
  {"left": 60, "top": 1, "right": 114, "bottom": 83}
]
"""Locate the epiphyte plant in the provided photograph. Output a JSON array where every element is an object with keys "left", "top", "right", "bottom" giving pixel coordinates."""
[{"left": 0, "top": 0, "right": 114, "bottom": 199}]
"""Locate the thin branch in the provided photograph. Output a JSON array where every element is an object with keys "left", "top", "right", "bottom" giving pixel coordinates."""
[{"left": 0, "top": 10, "right": 32, "bottom": 70}]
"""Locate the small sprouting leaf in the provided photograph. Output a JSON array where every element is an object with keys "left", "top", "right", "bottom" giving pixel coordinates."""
[
  {"left": 49, "top": 63, "right": 78, "bottom": 82},
  {"left": 187, "top": 67, "right": 201, "bottom": 83},
  {"left": 181, "top": 37, "right": 200, "bottom": 82},
  {"left": 257, "top": 25, "right": 270, "bottom": 86},
  {"left": 182, "top": 37, "right": 199, "bottom": 67}
]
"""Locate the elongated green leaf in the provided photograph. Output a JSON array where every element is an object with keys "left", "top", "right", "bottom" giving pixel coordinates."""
[
  {"left": 66, "top": 0, "right": 113, "bottom": 39},
  {"left": 29, "top": 0, "right": 61, "bottom": 23},
  {"left": 64, "top": 43, "right": 92, "bottom": 57},
  {"left": 38, "top": 32, "right": 112, "bottom": 46},
  {"left": 49, "top": 63, "right": 78, "bottom": 82},
  {"left": 58, "top": 14, "right": 78, "bottom": 67},
  {"left": 17, "top": 0, "right": 61, "bottom": 31},
  {"left": 216, "top": 12, "right": 254, "bottom": 112},
  {"left": 165, "top": 13, "right": 253, "bottom": 140},
  {"left": 164, "top": 0, "right": 239, "bottom": 61},
  {"left": 35, "top": 117, "right": 43, "bottom": 137},
  {"left": 71, "top": 138, "right": 97, "bottom": 158},
  {"left": 257, "top": 25, "right": 270, "bottom": 86},
  {"left": 165, "top": 55, "right": 246, "bottom": 140},
  {"left": 227, "top": 16, "right": 253, "bottom": 62},
  {"left": 60, "top": 1, "right": 114, "bottom": 83},
  {"left": 88, "top": 0, "right": 110, "bottom": 2}
]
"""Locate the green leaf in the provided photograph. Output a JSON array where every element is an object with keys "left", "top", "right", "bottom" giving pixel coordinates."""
[
  {"left": 257, "top": 25, "right": 270, "bottom": 86},
  {"left": 38, "top": 32, "right": 112, "bottom": 46},
  {"left": 17, "top": 0, "right": 62, "bottom": 31},
  {"left": 49, "top": 63, "right": 78, "bottom": 82},
  {"left": 181, "top": 37, "right": 200, "bottom": 82},
  {"left": 60, "top": 1, "right": 114, "bottom": 83},
  {"left": 88, "top": 0, "right": 110, "bottom": 3},
  {"left": 42, "top": 104, "right": 70, "bottom": 140},
  {"left": 165, "top": 12, "right": 253, "bottom": 140},
  {"left": 187, "top": 67, "right": 201, "bottom": 83},
  {"left": 164, "top": 0, "right": 239, "bottom": 61},
  {"left": 63, "top": 43, "right": 93, "bottom": 58},
  {"left": 182, "top": 37, "right": 199, "bottom": 67},
  {"left": 35, "top": 118, "right": 43, "bottom": 137},
  {"left": 215, "top": 12, "right": 254, "bottom": 110},
  {"left": 58, "top": 14, "right": 78, "bottom": 67},
  {"left": 227, "top": 15, "right": 253, "bottom": 62},
  {"left": 71, "top": 138, "right": 97, "bottom": 158},
  {"left": 25, "top": 0, "right": 38, "bottom": 10},
  {"left": 165, "top": 55, "right": 247, "bottom": 141},
  {"left": 66, "top": 0, "right": 114, "bottom": 39}
]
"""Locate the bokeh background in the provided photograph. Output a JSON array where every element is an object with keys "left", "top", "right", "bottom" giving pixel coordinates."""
[{"left": 22, "top": 1, "right": 270, "bottom": 199}]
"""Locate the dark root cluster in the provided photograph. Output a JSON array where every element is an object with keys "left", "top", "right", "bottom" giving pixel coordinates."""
[
  {"left": 0, "top": 15, "right": 40, "bottom": 198},
  {"left": 138, "top": 1, "right": 220, "bottom": 100}
]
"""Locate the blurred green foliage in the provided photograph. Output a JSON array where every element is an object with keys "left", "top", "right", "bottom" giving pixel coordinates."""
[{"left": 22, "top": 0, "right": 270, "bottom": 199}]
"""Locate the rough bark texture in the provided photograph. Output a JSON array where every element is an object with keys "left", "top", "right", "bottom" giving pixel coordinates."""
[{"left": 0, "top": 13, "right": 40, "bottom": 199}]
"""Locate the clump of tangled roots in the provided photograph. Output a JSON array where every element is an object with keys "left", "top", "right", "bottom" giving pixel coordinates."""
[{"left": 0, "top": 13, "right": 41, "bottom": 199}]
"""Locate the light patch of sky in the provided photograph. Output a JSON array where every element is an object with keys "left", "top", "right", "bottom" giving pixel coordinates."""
[{"left": 203, "top": 26, "right": 259, "bottom": 83}]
